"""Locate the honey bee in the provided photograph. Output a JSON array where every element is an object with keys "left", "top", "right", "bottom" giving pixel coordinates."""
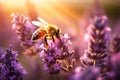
[{"left": 31, "top": 17, "right": 61, "bottom": 46}]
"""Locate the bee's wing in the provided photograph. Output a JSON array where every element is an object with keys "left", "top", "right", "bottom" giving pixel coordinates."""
[
  {"left": 37, "top": 17, "right": 48, "bottom": 25},
  {"left": 32, "top": 21, "right": 46, "bottom": 27}
]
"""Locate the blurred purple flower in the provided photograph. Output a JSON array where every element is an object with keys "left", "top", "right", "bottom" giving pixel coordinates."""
[
  {"left": 10, "top": 13, "right": 39, "bottom": 56},
  {"left": 39, "top": 34, "right": 75, "bottom": 74},
  {"left": 111, "top": 34, "right": 120, "bottom": 53},
  {"left": 0, "top": 45, "right": 26, "bottom": 80},
  {"left": 10, "top": 13, "right": 34, "bottom": 47},
  {"left": 108, "top": 53, "right": 120, "bottom": 80},
  {"left": 73, "top": 67, "right": 100, "bottom": 80}
]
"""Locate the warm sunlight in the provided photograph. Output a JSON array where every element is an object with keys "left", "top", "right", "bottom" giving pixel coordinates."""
[{"left": 0, "top": 0, "right": 120, "bottom": 80}]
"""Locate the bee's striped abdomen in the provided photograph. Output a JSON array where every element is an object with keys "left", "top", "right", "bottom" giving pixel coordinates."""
[{"left": 31, "top": 28, "right": 46, "bottom": 42}]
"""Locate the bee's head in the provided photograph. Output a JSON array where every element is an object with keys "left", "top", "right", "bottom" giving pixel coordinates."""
[{"left": 56, "top": 28, "right": 61, "bottom": 35}]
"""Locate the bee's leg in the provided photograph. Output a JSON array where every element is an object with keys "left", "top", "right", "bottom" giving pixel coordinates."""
[
  {"left": 44, "top": 35, "right": 48, "bottom": 47},
  {"left": 55, "top": 29, "right": 61, "bottom": 41},
  {"left": 52, "top": 36, "right": 55, "bottom": 42},
  {"left": 55, "top": 34, "right": 61, "bottom": 41}
]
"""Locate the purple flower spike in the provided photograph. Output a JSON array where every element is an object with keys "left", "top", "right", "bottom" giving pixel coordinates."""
[
  {"left": 39, "top": 34, "right": 75, "bottom": 74},
  {"left": 80, "top": 15, "right": 110, "bottom": 76},
  {"left": 11, "top": 13, "right": 34, "bottom": 48},
  {"left": 11, "top": 13, "right": 39, "bottom": 56},
  {"left": 0, "top": 45, "right": 26, "bottom": 80}
]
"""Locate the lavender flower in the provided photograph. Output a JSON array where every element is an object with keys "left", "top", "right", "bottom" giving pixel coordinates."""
[
  {"left": 80, "top": 16, "right": 110, "bottom": 76},
  {"left": 0, "top": 45, "right": 26, "bottom": 80},
  {"left": 111, "top": 34, "right": 120, "bottom": 53},
  {"left": 39, "top": 34, "right": 75, "bottom": 74},
  {"left": 11, "top": 13, "right": 38, "bottom": 56},
  {"left": 10, "top": 13, "right": 33, "bottom": 47},
  {"left": 108, "top": 35, "right": 120, "bottom": 80}
]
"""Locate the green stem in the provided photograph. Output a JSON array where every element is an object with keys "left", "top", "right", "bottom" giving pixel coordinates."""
[{"left": 55, "top": 74, "right": 61, "bottom": 80}]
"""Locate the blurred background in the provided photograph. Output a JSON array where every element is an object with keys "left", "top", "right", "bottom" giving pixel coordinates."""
[{"left": 0, "top": 0, "right": 120, "bottom": 80}]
